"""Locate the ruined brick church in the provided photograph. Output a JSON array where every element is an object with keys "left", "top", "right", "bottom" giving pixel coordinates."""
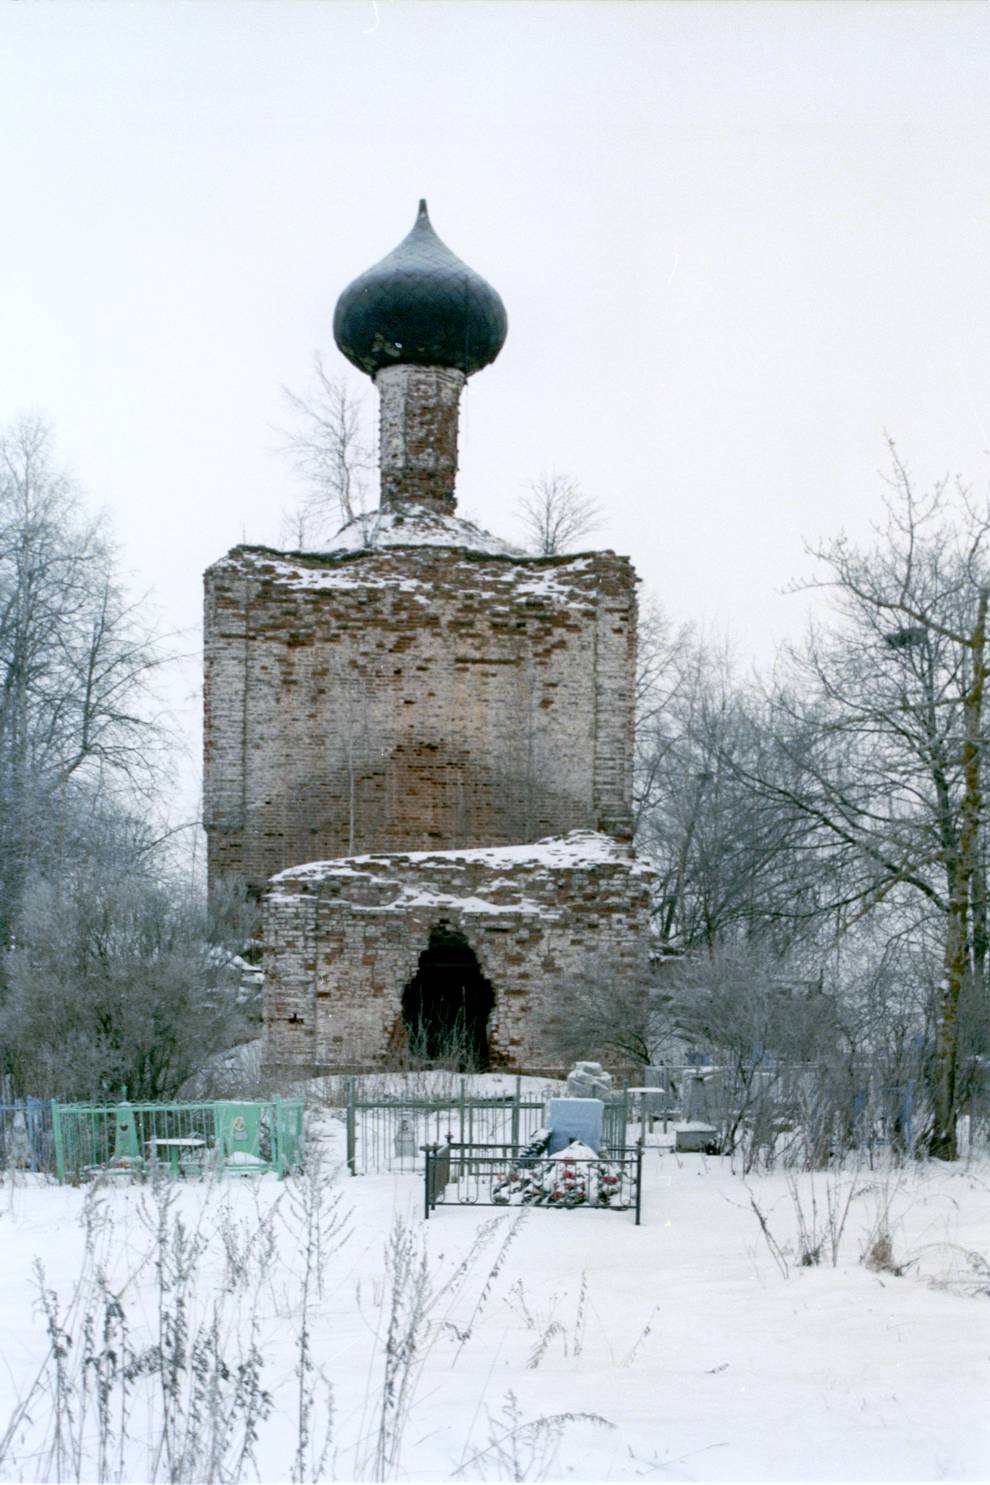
[{"left": 203, "top": 202, "right": 653, "bottom": 1074}]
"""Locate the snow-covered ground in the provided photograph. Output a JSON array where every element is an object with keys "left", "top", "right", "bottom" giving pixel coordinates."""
[{"left": 1, "top": 1115, "right": 987, "bottom": 1482}]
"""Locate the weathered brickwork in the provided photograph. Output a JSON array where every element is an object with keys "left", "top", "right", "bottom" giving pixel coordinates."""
[
  {"left": 205, "top": 210, "right": 648, "bottom": 1074},
  {"left": 204, "top": 540, "right": 637, "bottom": 898},
  {"left": 263, "top": 832, "right": 654, "bottom": 1075},
  {"left": 377, "top": 364, "right": 464, "bottom": 509}
]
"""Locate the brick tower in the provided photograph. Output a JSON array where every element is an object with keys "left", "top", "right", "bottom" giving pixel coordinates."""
[{"left": 203, "top": 202, "right": 653, "bottom": 1074}]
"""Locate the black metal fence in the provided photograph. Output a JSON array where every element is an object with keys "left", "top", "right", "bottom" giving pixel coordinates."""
[{"left": 424, "top": 1141, "right": 644, "bottom": 1224}]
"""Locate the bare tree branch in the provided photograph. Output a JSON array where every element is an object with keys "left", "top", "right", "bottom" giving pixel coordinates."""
[
  {"left": 276, "top": 353, "right": 374, "bottom": 545},
  {"left": 514, "top": 471, "right": 601, "bottom": 556}
]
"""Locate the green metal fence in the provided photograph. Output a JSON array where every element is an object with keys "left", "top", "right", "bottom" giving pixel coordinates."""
[{"left": 51, "top": 1098, "right": 304, "bottom": 1182}]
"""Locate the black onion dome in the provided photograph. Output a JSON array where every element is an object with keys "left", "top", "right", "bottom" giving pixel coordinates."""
[{"left": 333, "top": 200, "right": 508, "bottom": 378}]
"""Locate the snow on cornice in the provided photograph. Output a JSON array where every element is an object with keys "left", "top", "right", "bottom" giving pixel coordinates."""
[
  {"left": 214, "top": 540, "right": 603, "bottom": 601},
  {"left": 269, "top": 831, "right": 649, "bottom": 892}
]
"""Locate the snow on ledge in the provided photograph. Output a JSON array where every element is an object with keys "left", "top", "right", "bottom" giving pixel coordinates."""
[
  {"left": 232, "top": 550, "right": 599, "bottom": 601},
  {"left": 269, "top": 830, "right": 648, "bottom": 891},
  {"left": 215, "top": 510, "right": 611, "bottom": 599}
]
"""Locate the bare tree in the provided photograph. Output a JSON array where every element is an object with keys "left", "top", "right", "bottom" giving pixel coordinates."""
[
  {"left": 277, "top": 353, "right": 374, "bottom": 545},
  {"left": 634, "top": 615, "right": 822, "bottom": 953},
  {"left": 0, "top": 802, "right": 258, "bottom": 1099},
  {"left": 735, "top": 444, "right": 990, "bottom": 1157},
  {"left": 0, "top": 416, "right": 171, "bottom": 945},
  {"left": 515, "top": 471, "right": 601, "bottom": 555},
  {"left": 544, "top": 955, "right": 676, "bottom": 1070}
]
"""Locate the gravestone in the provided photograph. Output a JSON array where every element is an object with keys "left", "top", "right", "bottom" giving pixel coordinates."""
[
  {"left": 394, "top": 1117, "right": 417, "bottom": 1158},
  {"left": 565, "top": 1061, "right": 612, "bottom": 1100},
  {"left": 9, "top": 1108, "right": 31, "bottom": 1168},
  {"left": 112, "top": 1102, "right": 140, "bottom": 1161},
  {"left": 547, "top": 1096, "right": 603, "bottom": 1154},
  {"left": 675, "top": 1067, "right": 721, "bottom": 1153},
  {"left": 684, "top": 1071, "right": 711, "bottom": 1122}
]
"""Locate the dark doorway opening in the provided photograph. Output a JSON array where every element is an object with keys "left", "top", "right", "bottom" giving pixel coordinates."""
[{"left": 401, "top": 926, "right": 495, "bottom": 1071}]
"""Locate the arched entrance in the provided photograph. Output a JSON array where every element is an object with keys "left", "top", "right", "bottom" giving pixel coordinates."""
[{"left": 401, "top": 925, "right": 495, "bottom": 1070}]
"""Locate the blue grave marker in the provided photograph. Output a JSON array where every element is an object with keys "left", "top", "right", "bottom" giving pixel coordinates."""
[{"left": 547, "top": 1097, "right": 604, "bottom": 1155}]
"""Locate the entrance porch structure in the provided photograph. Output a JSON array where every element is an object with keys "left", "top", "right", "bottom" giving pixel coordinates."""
[{"left": 263, "top": 832, "right": 654, "bottom": 1075}]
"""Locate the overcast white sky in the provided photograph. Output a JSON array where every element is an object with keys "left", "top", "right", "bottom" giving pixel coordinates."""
[{"left": 2, "top": 0, "right": 990, "bottom": 814}]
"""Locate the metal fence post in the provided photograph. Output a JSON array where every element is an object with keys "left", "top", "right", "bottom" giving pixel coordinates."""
[
  {"left": 346, "top": 1078, "right": 356, "bottom": 1176},
  {"left": 459, "top": 1077, "right": 466, "bottom": 1146},
  {"left": 24, "top": 1096, "right": 40, "bottom": 1172},
  {"left": 51, "top": 1100, "right": 65, "bottom": 1183},
  {"left": 424, "top": 1145, "right": 432, "bottom": 1220},
  {"left": 634, "top": 1139, "right": 644, "bottom": 1227},
  {"left": 511, "top": 1075, "right": 521, "bottom": 1151}
]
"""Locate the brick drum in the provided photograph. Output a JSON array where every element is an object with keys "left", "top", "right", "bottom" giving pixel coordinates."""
[{"left": 376, "top": 364, "right": 465, "bottom": 509}]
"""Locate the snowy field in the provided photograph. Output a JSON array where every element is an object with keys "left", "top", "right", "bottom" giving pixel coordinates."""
[{"left": 1, "top": 1114, "right": 988, "bottom": 1483}]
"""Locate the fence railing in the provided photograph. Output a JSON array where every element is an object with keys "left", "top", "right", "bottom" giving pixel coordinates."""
[
  {"left": 5, "top": 1058, "right": 984, "bottom": 1182},
  {"left": 424, "top": 1141, "right": 644, "bottom": 1223},
  {"left": 50, "top": 1098, "right": 304, "bottom": 1182},
  {"left": 0, "top": 1098, "right": 54, "bottom": 1172},
  {"left": 341, "top": 1078, "right": 631, "bottom": 1174},
  {"left": 637, "top": 1061, "right": 928, "bottom": 1160}
]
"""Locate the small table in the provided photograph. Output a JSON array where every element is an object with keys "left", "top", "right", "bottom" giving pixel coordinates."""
[{"left": 146, "top": 1137, "right": 206, "bottom": 1177}]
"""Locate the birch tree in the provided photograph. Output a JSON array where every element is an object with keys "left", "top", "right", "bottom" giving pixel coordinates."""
[
  {"left": 1, "top": 807, "right": 257, "bottom": 1099},
  {"left": 278, "top": 354, "right": 374, "bottom": 545}
]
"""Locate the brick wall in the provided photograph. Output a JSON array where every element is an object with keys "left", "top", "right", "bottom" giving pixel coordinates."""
[
  {"left": 262, "top": 832, "right": 655, "bottom": 1074},
  {"left": 204, "top": 542, "right": 637, "bottom": 897}
]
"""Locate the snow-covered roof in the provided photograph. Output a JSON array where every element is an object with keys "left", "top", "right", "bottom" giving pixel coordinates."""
[
  {"left": 238, "top": 556, "right": 432, "bottom": 598},
  {"left": 212, "top": 543, "right": 606, "bottom": 609},
  {"left": 270, "top": 829, "right": 645, "bottom": 886},
  {"left": 320, "top": 502, "right": 525, "bottom": 557},
  {"left": 267, "top": 830, "right": 653, "bottom": 915},
  {"left": 211, "top": 501, "right": 619, "bottom": 606}
]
